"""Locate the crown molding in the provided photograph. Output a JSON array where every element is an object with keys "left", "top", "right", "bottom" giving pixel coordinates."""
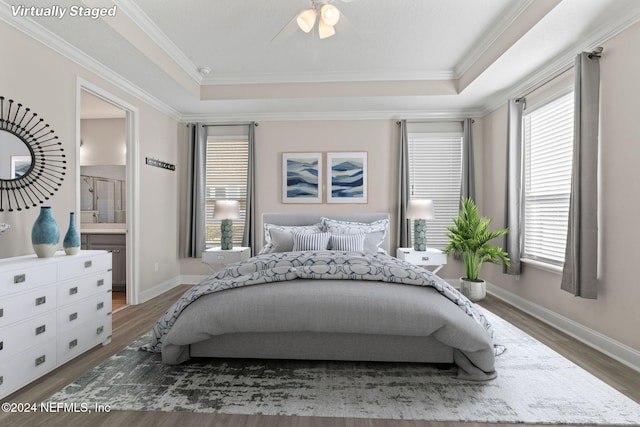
[
  {"left": 113, "top": 0, "right": 203, "bottom": 84},
  {"left": 179, "top": 108, "right": 484, "bottom": 123},
  {"left": 479, "top": 6, "right": 640, "bottom": 117},
  {"left": 202, "top": 69, "right": 456, "bottom": 86},
  {"left": 454, "top": 0, "right": 535, "bottom": 78},
  {"left": 0, "top": 1, "right": 181, "bottom": 121}
]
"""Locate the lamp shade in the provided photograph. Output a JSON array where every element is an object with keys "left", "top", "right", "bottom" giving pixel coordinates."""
[
  {"left": 212, "top": 200, "right": 240, "bottom": 220},
  {"left": 318, "top": 18, "right": 336, "bottom": 39},
  {"left": 297, "top": 9, "right": 317, "bottom": 33},
  {"left": 406, "top": 199, "right": 434, "bottom": 220},
  {"left": 320, "top": 4, "right": 340, "bottom": 26}
]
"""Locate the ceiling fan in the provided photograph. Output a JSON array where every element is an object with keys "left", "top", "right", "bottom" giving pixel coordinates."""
[{"left": 272, "top": 0, "right": 357, "bottom": 41}]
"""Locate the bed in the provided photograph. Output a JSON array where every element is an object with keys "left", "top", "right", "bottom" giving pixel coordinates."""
[{"left": 144, "top": 213, "right": 498, "bottom": 381}]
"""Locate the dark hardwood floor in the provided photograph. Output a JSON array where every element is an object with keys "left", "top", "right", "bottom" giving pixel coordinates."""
[{"left": 1, "top": 285, "right": 638, "bottom": 427}]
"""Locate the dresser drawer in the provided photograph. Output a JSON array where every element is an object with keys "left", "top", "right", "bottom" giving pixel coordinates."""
[
  {"left": 57, "top": 272, "right": 112, "bottom": 307},
  {"left": 0, "top": 286, "right": 57, "bottom": 329},
  {"left": 58, "top": 292, "right": 113, "bottom": 334},
  {"left": 0, "top": 263, "right": 57, "bottom": 296},
  {"left": 0, "top": 338, "right": 57, "bottom": 399},
  {"left": 57, "top": 252, "right": 112, "bottom": 282},
  {"left": 0, "top": 311, "right": 57, "bottom": 361},
  {"left": 397, "top": 249, "right": 447, "bottom": 266},
  {"left": 58, "top": 315, "right": 112, "bottom": 364}
]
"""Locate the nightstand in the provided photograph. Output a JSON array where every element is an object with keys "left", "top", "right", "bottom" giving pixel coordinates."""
[
  {"left": 396, "top": 247, "right": 447, "bottom": 274},
  {"left": 202, "top": 246, "right": 251, "bottom": 270}
]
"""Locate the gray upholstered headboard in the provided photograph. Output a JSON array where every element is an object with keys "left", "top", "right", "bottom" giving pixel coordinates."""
[{"left": 261, "top": 212, "right": 391, "bottom": 253}]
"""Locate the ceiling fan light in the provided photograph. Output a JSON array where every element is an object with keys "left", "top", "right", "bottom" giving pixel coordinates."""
[
  {"left": 318, "top": 19, "right": 336, "bottom": 39},
  {"left": 320, "top": 4, "right": 340, "bottom": 26},
  {"left": 297, "top": 9, "right": 317, "bottom": 33}
]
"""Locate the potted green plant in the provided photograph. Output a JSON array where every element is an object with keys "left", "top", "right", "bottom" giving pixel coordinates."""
[{"left": 444, "top": 197, "right": 510, "bottom": 301}]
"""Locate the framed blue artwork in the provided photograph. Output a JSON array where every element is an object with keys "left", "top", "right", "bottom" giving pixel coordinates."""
[
  {"left": 282, "top": 152, "right": 323, "bottom": 203},
  {"left": 327, "top": 151, "right": 367, "bottom": 204}
]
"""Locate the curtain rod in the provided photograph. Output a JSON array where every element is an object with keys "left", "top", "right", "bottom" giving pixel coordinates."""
[
  {"left": 203, "top": 122, "right": 258, "bottom": 127},
  {"left": 518, "top": 64, "right": 573, "bottom": 101},
  {"left": 396, "top": 119, "right": 474, "bottom": 125},
  {"left": 518, "top": 47, "right": 602, "bottom": 100},
  {"left": 185, "top": 122, "right": 258, "bottom": 127}
]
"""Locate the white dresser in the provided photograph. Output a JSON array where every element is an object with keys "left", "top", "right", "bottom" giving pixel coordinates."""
[{"left": 0, "top": 250, "right": 112, "bottom": 399}]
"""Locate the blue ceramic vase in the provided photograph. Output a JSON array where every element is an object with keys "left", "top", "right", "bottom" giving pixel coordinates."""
[
  {"left": 32, "top": 206, "right": 60, "bottom": 258},
  {"left": 63, "top": 212, "right": 81, "bottom": 255}
]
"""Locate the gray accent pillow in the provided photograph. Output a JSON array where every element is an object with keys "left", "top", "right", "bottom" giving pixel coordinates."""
[
  {"left": 322, "top": 218, "right": 389, "bottom": 254},
  {"left": 260, "top": 223, "right": 323, "bottom": 254}
]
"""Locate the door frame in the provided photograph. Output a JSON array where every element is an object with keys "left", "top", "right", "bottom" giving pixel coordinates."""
[{"left": 76, "top": 78, "right": 140, "bottom": 304}]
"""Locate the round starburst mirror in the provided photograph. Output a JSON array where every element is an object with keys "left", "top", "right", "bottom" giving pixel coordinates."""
[{"left": 0, "top": 96, "right": 66, "bottom": 211}]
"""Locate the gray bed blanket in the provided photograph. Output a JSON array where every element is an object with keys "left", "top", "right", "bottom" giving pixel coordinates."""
[{"left": 142, "top": 251, "right": 499, "bottom": 381}]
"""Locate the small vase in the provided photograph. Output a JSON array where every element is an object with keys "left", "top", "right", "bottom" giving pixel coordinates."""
[
  {"left": 32, "top": 206, "right": 60, "bottom": 258},
  {"left": 63, "top": 212, "right": 81, "bottom": 255}
]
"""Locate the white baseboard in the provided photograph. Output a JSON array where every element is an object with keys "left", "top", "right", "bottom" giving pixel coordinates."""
[
  {"left": 486, "top": 283, "right": 640, "bottom": 374},
  {"left": 137, "top": 275, "right": 183, "bottom": 304},
  {"left": 137, "top": 275, "right": 208, "bottom": 304}
]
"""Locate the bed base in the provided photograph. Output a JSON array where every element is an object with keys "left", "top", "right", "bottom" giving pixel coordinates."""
[{"left": 190, "top": 332, "right": 454, "bottom": 364}]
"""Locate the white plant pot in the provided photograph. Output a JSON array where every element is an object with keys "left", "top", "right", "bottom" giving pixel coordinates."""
[{"left": 460, "top": 277, "right": 486, "bottom": 302}]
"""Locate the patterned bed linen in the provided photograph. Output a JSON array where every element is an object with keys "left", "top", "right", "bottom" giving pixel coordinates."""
[{"left": 142, "top": 251, "right": 499, "bottom": 380}]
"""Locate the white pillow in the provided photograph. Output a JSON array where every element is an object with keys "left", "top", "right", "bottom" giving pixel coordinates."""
[
  {"left": 292, "top": 232, "right": 331, "bottom": 251},
  {"left": 321, "top": 218, "right": 389, "bottom": 254},
  {"left": 259, "top": 223, "right": 323, "bottom": 254}
]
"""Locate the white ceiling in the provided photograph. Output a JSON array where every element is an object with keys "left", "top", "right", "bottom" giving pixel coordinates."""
[{"left": 4, "top": 0, "right": 640, "bottom": 121}]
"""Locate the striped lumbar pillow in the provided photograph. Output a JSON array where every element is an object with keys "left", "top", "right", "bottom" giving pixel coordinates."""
[
  {"left": 329, "top": 233, "right": 365, "bottom": 252},
  {"left": 292, "top": 232, "right": 331, "bottom": 251}
]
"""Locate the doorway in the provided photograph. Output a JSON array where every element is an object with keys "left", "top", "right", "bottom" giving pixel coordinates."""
[{"left": 76, "top": 79, "right": 139, "bottom": 307}]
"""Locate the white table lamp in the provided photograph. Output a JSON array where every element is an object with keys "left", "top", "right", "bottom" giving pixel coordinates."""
[
  {"left": 213, "top": 200, "right": 240, "bottom": 250},
  {"left": 406, "top": 199, "right": 434, "bottom": 251}
]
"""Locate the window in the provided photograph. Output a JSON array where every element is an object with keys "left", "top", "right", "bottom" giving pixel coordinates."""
[
  {"left": 522, "top": 91, "right": 574, "bottom": 265},
  {"left": 205, "top": 138, "right": 248, "bottom": 246},
  {"left": 408, "top": 125, "right": 462, "bottom": 249}
]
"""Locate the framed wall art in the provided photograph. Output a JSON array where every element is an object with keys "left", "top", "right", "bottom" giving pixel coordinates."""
[
  {"left": 327, "top": 151, "right": 367, "bottom": 204},
  {"left": 282, "top": 152, "right": 323, "bottom": 203}
]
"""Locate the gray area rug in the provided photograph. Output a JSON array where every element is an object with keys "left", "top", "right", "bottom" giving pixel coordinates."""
[{"left": 48, "top": 309, "right": 640, "bottom": 424}]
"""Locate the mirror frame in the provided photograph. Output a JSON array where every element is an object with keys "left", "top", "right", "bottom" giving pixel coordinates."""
[{"left": 0, "top": 96, "right": 66, "bottom": 212}]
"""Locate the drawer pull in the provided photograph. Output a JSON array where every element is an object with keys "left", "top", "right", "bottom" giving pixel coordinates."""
[
  {"left": 422, "top": 256, "right": 430, "bottom": 261},
  {"left": 96, "top": 326, "right": 104, "bottom": 335},
  {"left": 0, "top": 308, "right": 3, "bottom": 318},
  {"left": 35, "top": 296, "right": 47, "bottom": 306},
  {"left": 35, "top": 355, "right": 46, "bottom": 367},
  {"left": 69, "top": 339, "right": 78, "bottom": 349},
  {"left": 0, "top": 375, "right": 3, "bottom": 386},
  {"left": 69, "top": 287, "right": 78, "bottom": 295},
  {"left": 97, "top": 279, "right": 104, "bottom": 287},
  {"left": 84, "top": 260, "right": 93, "bottom": 268},
  {"left": 69, "top": 312, "right": 78, "bottom": 322},
  {"left": 14, "top": 273, "right": 26, "bottom": 284},
  {"left": 97, "top": 302, "right": 104, "bottom": 310},
  {"left": 0, "top": 341, "right": 3, "bottom": 351},
  {"left": 35, "top": 325, "right": 46, "bottom": 335}
]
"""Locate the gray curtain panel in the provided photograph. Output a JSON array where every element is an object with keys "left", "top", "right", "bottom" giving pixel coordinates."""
[
  {"left": 242, "top": 122, "right": 256, "bottom": 254},
  {"left": 504, "top": 99, "right": 524, "bottom": 275},
  {"left": 561, "top": 52, "right": 600, "bottom": 299},
  {"left": 461, "top": 118, "right": 476, "bottom": 202},
  {"left": 397, "top": 120, "right": 410, "bottom": 249},
  {"left": 185, "top": 124, "right": 207, "bottom": 258}
]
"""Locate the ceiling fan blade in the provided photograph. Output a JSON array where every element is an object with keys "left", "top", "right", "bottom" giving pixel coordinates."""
[{"left": 271, "top": 14, "right": 300, "bottom": 43}]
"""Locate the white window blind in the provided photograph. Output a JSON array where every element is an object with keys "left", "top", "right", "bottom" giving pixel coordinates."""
[
  {"left": 523, "top": 91, "right": 574, "bottom": 265},
  {"left": 205, "top": 138, "right": 248, "bottom": 246},
  {"left": 408, "top": 129, "right": 462, "bottom": 249}
]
